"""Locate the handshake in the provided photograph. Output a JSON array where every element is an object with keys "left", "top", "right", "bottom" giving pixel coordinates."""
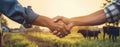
[
  {"left": 50, "top": 16, "right": 75, "bottom": 38},
  {"left": 37, "top": 10, "right": 105, "bottom": 38}
]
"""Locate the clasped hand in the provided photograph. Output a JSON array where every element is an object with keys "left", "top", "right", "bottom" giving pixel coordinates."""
[{"left": 51, "top": 16, "right": 74, "bottom": 38}]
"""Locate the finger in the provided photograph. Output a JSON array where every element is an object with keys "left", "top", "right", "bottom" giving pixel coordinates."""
[
  {"left": 60, "top": 29, "right": 68, "bottom": 38},
  {"left": 64, "top": 25, "right": 71, "bottom": 34},
  {"left": 57, "top": 27, "right": 68, "bottom": 37},
  {"left": 62, "top": 28, "right": 68, "bottom": 35},
  {"left": 52, "top": 30, "right": 59, "bottom": 35},
  {"left": 66, "top": 23, "right": 74, "bottom": 32},
  {"left": 61, "top": 23, "right": 70, "bottom": 35},
  {"left": 55, "top": 30, "right": 66, "bottom": 38},
  {"left": 53, "top": 16, "right": 62, "bottom": 22},
  {"left": 61, "top": 27, "right": 69, "bottom": 37},
  {"left": 56, "top": 31, "right": 61, "bottom": 36},
  {"left": 59, "top": 34, "right": 64, "bottom": 38},
  {"left": 61, "top": 17, "right": 70, "bottom": 25},
  {"left": 58, "top": 21, "right": 69, "bottom": 35},
  {"left": 60, "top": 33, "right": 68, "bottom": 38},
  {"left": 54, "top": 22, "right": 68, "bottom": 38},
  {"left": 52, "top": 30, "right": 63, "bottom": 38},
  {"left": 59, "top": 25, "right": 67, "bottom": 35}
]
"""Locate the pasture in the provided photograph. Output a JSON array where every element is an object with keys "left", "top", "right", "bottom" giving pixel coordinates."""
[{"left": 4, "top": 31, "right": 120, "bottom": 47}]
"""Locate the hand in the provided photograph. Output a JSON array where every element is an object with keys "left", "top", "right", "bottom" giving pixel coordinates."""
[
  {"left": 53, "top": 16, "right": 71, "bottom": 25},
  {"left": 32, "top": 15, "right": 69, "bottom": 38},
  {"left": 52, "top": 16, "right": 75, "bottom": 38},
  {"left": 50, "top": 22, "right": 70, "bottom": 38},
  {"left": 53, "top": 16, "right": 75, "bottom": 31}
]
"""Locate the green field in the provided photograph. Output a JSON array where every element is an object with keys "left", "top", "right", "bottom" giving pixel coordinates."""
[
  {"left": 4, "top": 31, "right": 120, "bottom": 47},
  {"left": 4, "top": 32, "right": 38, "bottom": 47}
]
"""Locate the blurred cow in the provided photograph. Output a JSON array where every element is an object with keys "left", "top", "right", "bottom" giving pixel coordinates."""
[
  {"left": 103, "top": 26, "right": 119, "bottom": 41},
  {"left": 77, "top": 28, "right": 100, "bottom": 39}
]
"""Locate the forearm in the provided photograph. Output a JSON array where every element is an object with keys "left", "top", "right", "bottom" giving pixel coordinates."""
[
  {"left": 32, "top": 15, "right": 56, "bottom": 30},
  {"left": 70, "top": 9, "right": 107, "bottom": 26}
]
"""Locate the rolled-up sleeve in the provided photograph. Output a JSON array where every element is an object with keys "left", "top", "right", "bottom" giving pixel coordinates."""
[
  {"left": 0, "top": 0, "right": 39, "bottom": 28},
  {"left": 104, "top": 0, "right": 120, "bottom": 23}
]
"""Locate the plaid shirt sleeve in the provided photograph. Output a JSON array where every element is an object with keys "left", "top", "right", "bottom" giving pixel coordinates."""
[{"left": 104, "top": 0, "right": 120, "bottom": 23}]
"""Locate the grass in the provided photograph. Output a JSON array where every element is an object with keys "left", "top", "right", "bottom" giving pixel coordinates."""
[
  {"left": 4, "top": 31, "right": 120, "bottom": 47},
  {"left": 27, "top": 31, "right": 120, "bottom": 47},
  {"left": 4, "top": 32, "right": 38, "bottom": 47}
]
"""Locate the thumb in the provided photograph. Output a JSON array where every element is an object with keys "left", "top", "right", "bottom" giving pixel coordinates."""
[
  {"left": 53, "top": 16, "right": 62, "bottom": 23},
  {"left": 66, "top": 23, "right": 74, "bottom": 31}
]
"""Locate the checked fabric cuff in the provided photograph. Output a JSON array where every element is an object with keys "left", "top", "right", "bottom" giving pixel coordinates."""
[{"left": 104, "top": 1, "right": 120, "bottom": 23}]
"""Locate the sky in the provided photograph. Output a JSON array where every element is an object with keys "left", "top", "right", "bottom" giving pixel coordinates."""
[{"left": 5, "top": 0, "right": 105, "bottom": 28}]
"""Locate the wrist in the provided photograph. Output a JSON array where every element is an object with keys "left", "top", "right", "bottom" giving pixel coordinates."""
[
  {"left": 70, "top": 21, "right": 78, "bottom": 26},
  {"left": 67, "top": 21, "right": 75, "bottom": 29},
  {"left": 47, "top": 23, "right": 57, "bottom": 31}
]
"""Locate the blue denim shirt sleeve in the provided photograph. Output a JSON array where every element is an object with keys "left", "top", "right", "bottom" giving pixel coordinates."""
[
  {"left": 0, "top": 0, "right": 26, "bottom": 24},
  {"left": 0, "top": 0, "right": 39, "bottom": 28},
  {"left": 0, "top": 0, "right": 24, "bottom": 16}
]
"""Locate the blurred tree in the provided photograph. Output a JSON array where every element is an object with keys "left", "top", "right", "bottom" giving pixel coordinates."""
[{"left": 103, "top": 0, "right": 112, "bottom": 7}]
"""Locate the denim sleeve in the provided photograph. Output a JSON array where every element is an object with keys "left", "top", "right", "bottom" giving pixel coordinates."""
[
  {"left": 0, "top": 0, "right": 39, "bottom": 28},
  {"left": 104, "top": 0, "right": 120, "bottom": 23}
]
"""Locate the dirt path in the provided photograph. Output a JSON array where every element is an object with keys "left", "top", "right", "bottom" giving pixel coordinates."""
[{"left": 21, "top": 33, "right": 58, "bottom": 47}]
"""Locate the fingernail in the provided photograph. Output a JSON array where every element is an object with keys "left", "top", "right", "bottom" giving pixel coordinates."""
[{"left": 53, "top": 30, "right": 59, "bottom": 35}]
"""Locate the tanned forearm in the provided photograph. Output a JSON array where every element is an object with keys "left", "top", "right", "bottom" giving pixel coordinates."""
[
  {"left": 32, "top": 15, "right": 56, "bottom": 30},
  {"left": 70, "top": 9, "right": 107, "bottom": 26}
]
